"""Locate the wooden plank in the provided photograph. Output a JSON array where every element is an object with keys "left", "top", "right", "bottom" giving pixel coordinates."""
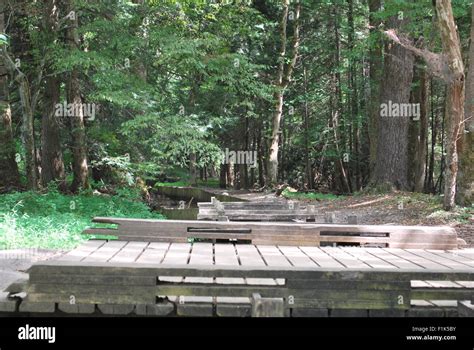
[
  {"left": 28, "top": 274, "right": 156, "bottom": 286},
  {"left": 234, "top": 245, "right": 275, "bottom": 286},
  {"left": 298, "top": 246, "right": 344, "bottom": 268},
  {"left": 277, "top": 246, "right": 318, "bottom": 268},
  {"left": 135, "top": 242, "right": 170, "bottom": 264},
  {"left": 60, "top": 240, "right": 106, "bottom": 262},
  {"left": 405, "top": 249, "right": 470, "bottom": 270},
  {"left": 27, "top": 260, "right": 474, "bottom": 281},
  {"left": 58, "top": 303, "right": 95, "bottom": 314},
  {"left": 135, "top": 302, "right": 174, "bottom": 316},
  {"left": 320, "top": 247, "right": 372, "bottom": 269},
  {"left": 85, "top": 218, "right": 458, "bottom": 249},
  {"left": 458, "top": 300, "right": 474, "bottom": 317},
  {"left": 83, "top": 241, "right": 128, "bottom": 263},
  {"left": 365, "top": 248, "right": 422, "bottom": 270},
  {"left": 98, "top": 304, "right": 135, "bottom": 315},
  {"left": 340, "top": 247, "right": 397, "bottom": 269},
  {"left": 425, "top": 250, "right": 474, "bottom": 268},
  {"left": 159, "top": 243, "right": 191, "bottom": 283},
  {"left": 251, "top": 293, "right": 284, "bottom": 317},
  {"left": 109, "top": 241, "right": 149, "bottom": 263},
  {"left": 185, "top": 243, "right": 214, "bottom": 284},
  {"left": 214, "top": 244, "right": 245, "bottom": 285},
  {"left": 382, "top": 248, "right": 451, "bottom": 270},
  {"left": 0, "top": 292, "right": 17, "bottom": 312}
]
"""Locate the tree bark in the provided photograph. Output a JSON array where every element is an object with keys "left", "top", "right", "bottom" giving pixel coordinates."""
[
  {"left": 66, "top": 1, "right": 89, "bottom": 192},
  {"left": 41, "top": 0, "right": 65, "bottom": 189},
  {"left": 409, "top": 63, "right": 429, "bottom": 192},
  {"left": 436, "top": 0, "right": 465, "bottom": 210},
  {"left": 0, "top": 0, "right": 20, "bottom": 189},
  {"left": 368, "top": 0, "right": 382, "bottom": 177},
  {"left": 456, "top": 3, "right": 474, "bottom": 206},
  {"left": 374, "top": 16, "right": 414, "bottom": 190},
  {"left": 267, "top": 0, "right": 300, "bottom": 185}
]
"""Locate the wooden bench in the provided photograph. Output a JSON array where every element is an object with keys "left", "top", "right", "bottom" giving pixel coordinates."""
[
  {"left": 197, "top": 197, "right": 318, "bottom": 222},
  {"left": 83, "top": 217, "right": 464, "bottom": 249}
]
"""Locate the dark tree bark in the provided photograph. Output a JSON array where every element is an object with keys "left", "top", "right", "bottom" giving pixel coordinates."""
[
  {"left": 41, "top": 0, "right": 65, "bottom": 189},
  {"left": 368, "top": 0, "right": 382, "bottom": 177},
  {"left": 66, "top": 1, "right": 89, "bottom": 192},
  {"left": 409, "top": 63, "right": 429, "bottom": 192},
  {"left": 0, "top": 0, "right": 20, "bottom": 189}
]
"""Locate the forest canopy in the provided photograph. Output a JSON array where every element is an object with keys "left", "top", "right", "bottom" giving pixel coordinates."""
[{"left": 0, "top": 0, "right": 472, "bottom": 212}]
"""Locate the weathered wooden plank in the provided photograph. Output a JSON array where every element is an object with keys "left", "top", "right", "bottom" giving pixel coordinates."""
[
  {"left": 185, "top": 243, "right": 214, "bottom": 284},
  {"left": 298, "top": 246, "right": 344, "bottom": 268},
  {"left": 458, "top": 300, "right": 474, "bottom": 317},
  {"left": 26, "top": 292, "right": 155, "bottom": 305},
  {"left": 406, "top": 249, "right": 472, "bottom": 270},
  {"left": 135, "top": 302, "right": 175, "bottom": 316},
  {"left": 365, "top": 248, "right": 422, "bottom": 269},
  {"left": 19, "top": 300, "right": 55, "bottom": 313},
  {"left": 159, "top": 243, "right": 191, "bottom": 283},
  {"left": 83, "top": 241, "right": 128, "bottom": 263},
  {"left": 235, "top": 245, "right": 276, "bottom": 285},
  {"left": 382, "top": 248, "right": 451, "bottom": 270},
  {"left": 29, "top": 274, "right": 157, "bottom": 286},
  {"left": 0, "top": 292, "right": 17, "bottom": 312},
  {"left": 340, "top": 247, "right": 397, "bottom": 269},
  {"left": 61, "top": 240, "right": 106, "bottom": 262},
  {"left": 411, "top": 288, "right": 474, "bottom": 300},
  {"left": 98, "top": 304, "right": 135, "bottom": 315},
  {"left": 277, "top": 246, "right": 318, "bottom": 268},
  {"left": 135, "top": 242, "right": 170, "bottom": 264},
  {"left": 85, "top": 218, "right": 458, "bottom": 249},
  {"left": 216, "top": 304, "right": 251, "bottom": 317},
  {"left": 214, "top": 244, "right": 245, "bottom": 285},
  {"left": 256, "top": 245, "right": 291, "bottom": 285},
  {"left": 58, "top": 303, "right": 96, "bottom": 314},
  {"left": 251, "top": 294, "right": 284, "bottom": 317},
  {"left": 28, "top": 260, "right": 474, "bottom": 281},
  {"left": 320, "top": 247, "right": 372, "bottom": 269},
  {"left": 109, "top": 241, "right": 149, "bottom": 263},
  {"left": 424, "top": 250, "right": 474, "bottom": 268}
]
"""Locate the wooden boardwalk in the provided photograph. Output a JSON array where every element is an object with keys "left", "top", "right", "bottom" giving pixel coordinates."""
[{"left": 4, "top": 240, "right": 474, "bottom": 317}]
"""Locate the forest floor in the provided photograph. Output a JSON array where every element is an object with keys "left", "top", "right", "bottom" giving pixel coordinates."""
[{"left": 207, "top": 188, "right": 474, "bottom": 247}]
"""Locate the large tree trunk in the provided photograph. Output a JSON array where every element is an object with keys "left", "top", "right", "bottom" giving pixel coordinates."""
[
  {"left": 456, "top": 3, "right": 474, "bottom": 206},
  {"left": 66, "top": 1, "right": 89, "bottom": 192},
  {"left": 409, "top": 63, "right": 429, "bottom": 192},
  {"left": 373, "top": 17, "right": 414, "bottom": 190},
  {"left": 41, "top": 0, "right": 65, "bottom": 189},
  {"left": 436, "top": 0, "right": 465, "bottom": 210},
  {"left": 267, "top": 0, "right": 300, "bottom": 185},
  {"left": 0, "top": 0, "right": 20, "bottom": 189}
]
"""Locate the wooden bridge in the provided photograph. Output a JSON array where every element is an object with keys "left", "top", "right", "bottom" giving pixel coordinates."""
[{"left": 2, "top": 218, "right": 473, "bottom": 317}]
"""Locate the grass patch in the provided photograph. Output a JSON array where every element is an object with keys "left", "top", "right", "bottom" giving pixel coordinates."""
[
  {"left": 0, "top": 188, "right": 163, "bottom": 250},
  {"left": 281, "top": 189, "right": 341, "bottom": 201}
]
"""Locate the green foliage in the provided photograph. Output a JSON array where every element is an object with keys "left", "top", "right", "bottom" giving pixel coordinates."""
[
  {"left": 282, "top": 189, "right": 341, "bottom": 201},
  {"left": 0, "top": 188, "right": 163, "bottom": 249}
]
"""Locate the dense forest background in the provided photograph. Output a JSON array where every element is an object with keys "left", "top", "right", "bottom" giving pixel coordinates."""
[{"left": 0, "top": 0, "right": 472, "bottom": 232}]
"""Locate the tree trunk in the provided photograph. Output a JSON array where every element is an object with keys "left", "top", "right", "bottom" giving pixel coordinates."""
[
  {"left": 409, "top": 63, "right": 429, "bottom": 192},
  {"left": 456, "top": 3, "right": 474, "bottom": 206},
  {"left": 267, "top": 0, "right": 300, "bottom": 185},
  {"left": 436, "top": 0, "right": 465, "bottom": 210},
  {"left": 373, "top": 16, "right": 414, "bottom": 190},
  {"left": 0, "top": 0, "right": 20, "bottom": 189},
  {"left": 368, "top": 0, "right": 382, "bottom": 177},
  {"left": 66, "top": 1, "right": 89, "bottom": 192},
  {"left": 41, "top": 0, "right": 65, "bottom": 189}
]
